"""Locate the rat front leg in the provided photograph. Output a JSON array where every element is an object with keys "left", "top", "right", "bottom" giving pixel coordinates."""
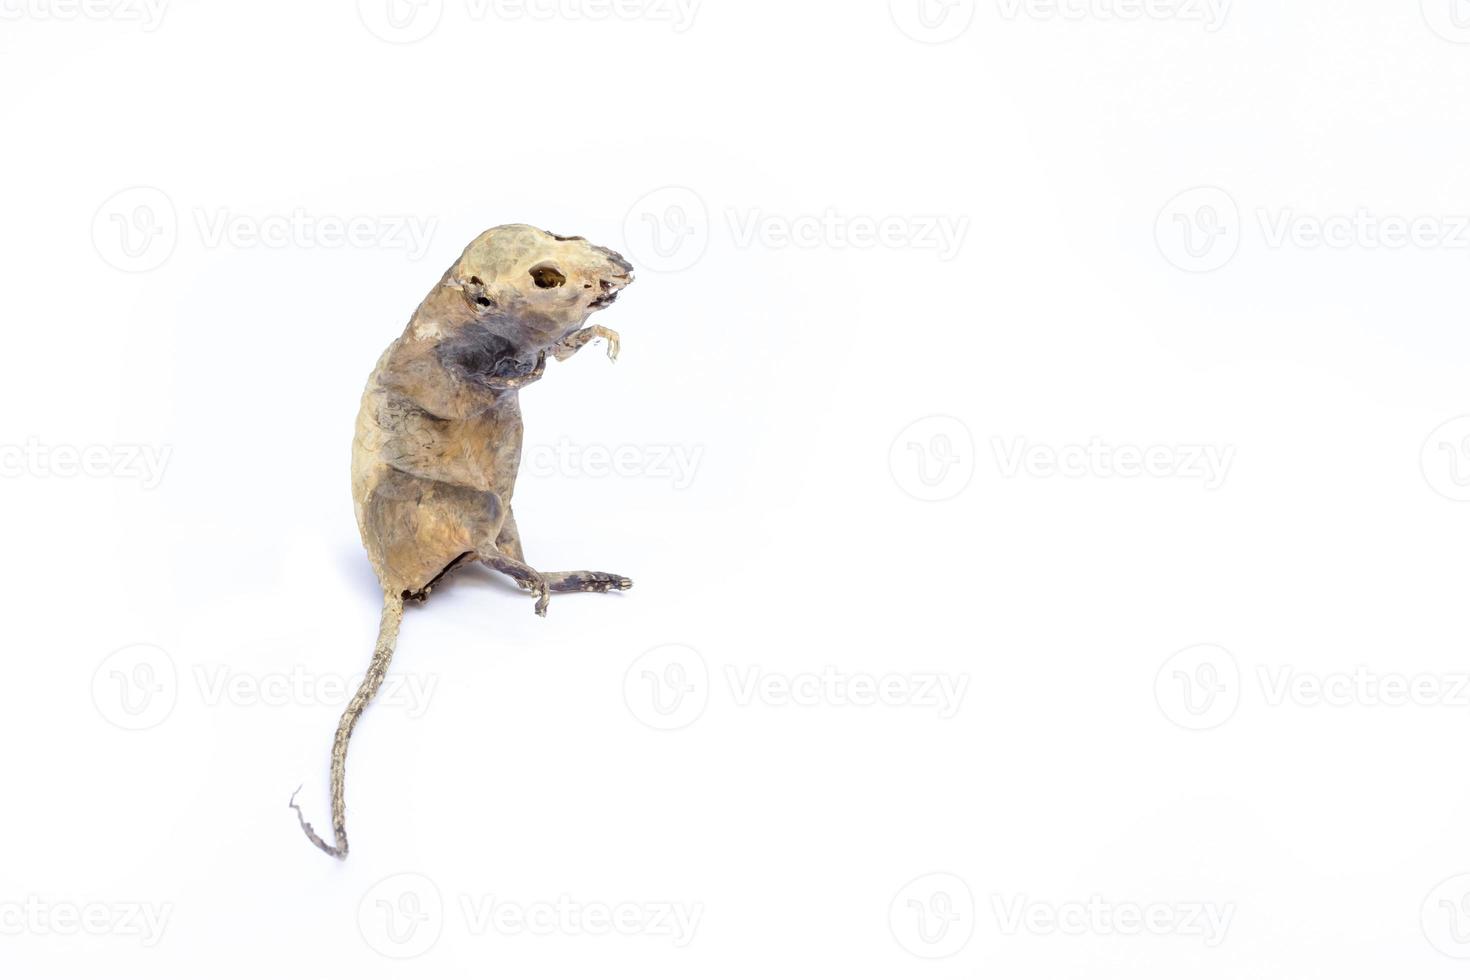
[{"left": 553, "top": 324, "right": 620, "bottom": 363}]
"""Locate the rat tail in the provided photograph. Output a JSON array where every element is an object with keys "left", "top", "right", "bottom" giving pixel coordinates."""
[{"left": 291, "top": 590, "right": 406, "bottom": 860}]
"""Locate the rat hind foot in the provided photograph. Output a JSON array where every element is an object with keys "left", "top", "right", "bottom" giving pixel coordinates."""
[{"left": 544, "top": 571, "right": 633, "bottom": 594}]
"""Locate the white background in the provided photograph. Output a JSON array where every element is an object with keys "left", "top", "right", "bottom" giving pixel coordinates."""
[{"left": 3, "top": 0, "right": 1470, "bottom": 976}]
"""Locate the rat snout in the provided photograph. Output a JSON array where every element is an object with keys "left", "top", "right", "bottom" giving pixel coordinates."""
[
  {"left": 593, "top": 244, "right": 633, "bottom": 279},
  {"left": 586, "top": 249, "right": 634, "bottom": 310}
]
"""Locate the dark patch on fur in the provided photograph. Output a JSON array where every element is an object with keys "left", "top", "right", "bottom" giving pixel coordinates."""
[{"left": 437, "top": 317, "right": 540, "bottom": 387}]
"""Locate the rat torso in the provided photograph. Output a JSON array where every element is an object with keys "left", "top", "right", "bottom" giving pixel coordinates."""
[{"left": 352, "top": 334, "right": 534, "bottom": 598}]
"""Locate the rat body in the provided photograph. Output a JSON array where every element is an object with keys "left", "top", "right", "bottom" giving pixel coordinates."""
[{"left": 293, "top": 225, "right": 634, "bottom": 858}]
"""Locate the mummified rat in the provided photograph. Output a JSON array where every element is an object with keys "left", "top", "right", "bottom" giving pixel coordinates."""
[{"left": 292, "top": 224, "right": 635, "bottom": 859}]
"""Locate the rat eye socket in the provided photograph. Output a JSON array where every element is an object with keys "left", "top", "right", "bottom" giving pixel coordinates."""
[{"left": 530, "top": 266, "right": 566, "bottom": 289}]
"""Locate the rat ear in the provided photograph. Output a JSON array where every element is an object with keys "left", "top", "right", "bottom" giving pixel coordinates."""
[{"left": 456, "top": 275, "right": 496, "bottom": 311}]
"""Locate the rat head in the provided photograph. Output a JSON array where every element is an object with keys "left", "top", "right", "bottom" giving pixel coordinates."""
[{"left": 445, "top": 224, "right": 634, "bottom": 351}]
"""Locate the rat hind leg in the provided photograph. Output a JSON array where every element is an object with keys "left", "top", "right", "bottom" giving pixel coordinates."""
[
  {"left": 474, "top": 554, "right": 628, "bottom": 613},
  {"left": 368, "top": 473, "right": 551, "bottom": 616},
  {"left": 487, "top": 506, "right": 630, "bottom": 600},
  {"left": 495, "top": 507, "right": 526, "bottom": 563},
  {"left": 364, "top": 469, "right": 508, "bottom": 599},
  {"left": 479, "top": 550, "right": 550, "bottom": 616}
]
